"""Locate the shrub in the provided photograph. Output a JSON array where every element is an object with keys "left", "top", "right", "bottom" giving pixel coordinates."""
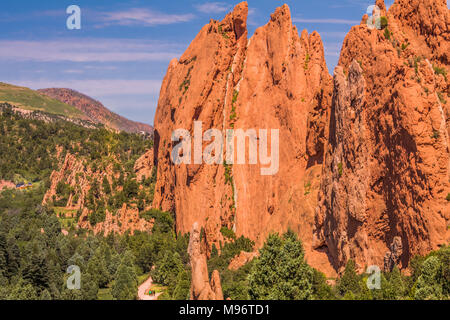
[
  {"left": 139, "top": 209, "right": 174, "bottom": 234},
  {"left": 414, "top": 56, "right": 422, "bottom": 75},
  {"left": 437, "top": 92, "right": 447, "bottom": 104},
  {"left": 304, "top": 53, "right": 310, "bottom": 70},
  {"left": 207, "top": 236, "right": 255, "bottom": 277},
  {"left": 431, "top": 130, "right": 440, "bottom": 140},
  {"left": 220, "top": 226, "right": 236, "bottom": 240},
  {"left": 384, "top": 28, "right": 391, "bottom": 40},
  {"left": 338, "top": 162, "right": 343, "bottom": 177},
  {"left": 304, "top": 182, "right": 312, "bottom": 196},
  {"left": 88, "top": 207, "right": 106, "bottom": 226},
  {"left": 433, "top": 65, "right": 447, "bottom": 80},
  {"left": 218, "top": 25, "right": 229, "bottom": 39},
  {"left": 224, "top": 162, "right": 233, "bottom": 185},
  {"left": 380, "top": 16, "right": 388, "bottom": 29}
]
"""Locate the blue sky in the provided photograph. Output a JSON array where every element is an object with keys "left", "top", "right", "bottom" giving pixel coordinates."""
[{"left": 0, "top": 0, "right": 394, "bottom": 125}]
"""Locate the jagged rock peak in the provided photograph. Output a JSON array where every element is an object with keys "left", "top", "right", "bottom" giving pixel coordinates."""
[
  {"left": 376, "top": 0, "right": 387, "bottom": 15},
  {"left": 270, "top": 4, "right": 292, "bottom": 23},
  {"left": 230, "top": 1, "right": 248, "bottom": 39},
  {"left": 215, "top": 1, "right": 249, "bottom": 41}
]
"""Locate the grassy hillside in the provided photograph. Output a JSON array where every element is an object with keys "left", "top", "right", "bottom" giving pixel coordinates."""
[
  {"left": 38, "top": 88, "right": 154, "bottom": 134},
  {"left": 0, "top": 82, "right": 86, "bottom": 119}
]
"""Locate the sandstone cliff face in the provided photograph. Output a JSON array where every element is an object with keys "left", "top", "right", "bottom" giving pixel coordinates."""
[
  {"left": 153, "top": 2, "right": 249, "bottom": 254},
  {"left": 231, "top": 5, "right": 332, "bottom": 260},
  {"left": 189, "top": 222, "right": 223, "bottom": 300},
  {"left": 39, "top": 88, "right": 153, "bottom": 134},
  {"left": 315, "top": 0, "right": 449, "bottom": 272},
  {"left": 152, "top": 0, "right": 449, "bottom": 276},
  {"left": 152, "top": 2, "right": 334, "bottom": 272}
]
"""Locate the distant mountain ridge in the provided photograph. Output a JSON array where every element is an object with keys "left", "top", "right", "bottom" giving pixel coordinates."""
[
  {"left": 38, "top": 88, "right": 153, "bottom": 134},
  {"left": 0, "top": 82, "right": 88, "bottom": 119}
]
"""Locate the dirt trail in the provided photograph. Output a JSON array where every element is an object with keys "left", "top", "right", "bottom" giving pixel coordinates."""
[{"left": 138, "top": 275, "right": 162, "bottom": 301}]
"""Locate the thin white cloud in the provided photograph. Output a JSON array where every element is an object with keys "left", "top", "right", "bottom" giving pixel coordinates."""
[
  {"left": 320, "top": 31, "right": 349, "bottom": 38},
  {"left": 62, "top": 69, "right": 85, "bottom": 74},
  {"left": 247, "top": 7, "right": 259, "bottom": 27},
  {"left": 323, "top": 42, "right": 343, "bottom": 58},
  {"left": 329, "top": 0, "right": 375, "bottom": 9},
  {"left": 9, "top": 79, "right": 162, "bottom": 96},
  {"left": 99, "top": 8, "right": 195, "bottom": 27},
  {"left": 83, "top": 65, "right": 119, "bottom": 71},
  {"left": 195, "top": 2, "right": 232, "bottom": 14},
  {"left": 293, "top": 18, "right": 359, "bottom": 25},
  {"left": 0, "top": 39, "right": 184, "bottom": 62}
]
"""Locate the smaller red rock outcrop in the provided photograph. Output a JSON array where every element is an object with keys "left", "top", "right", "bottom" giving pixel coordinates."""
[
  {"left": 188, "top": 222, "right": 223, "bottom": 300},
  {"left": 78, "top": 203, "right": 153, "bottom": 236},
  {"left": 384, "top": 236, "right": 403, "bottom": 272},
  {"left": 134, "top": 149, "right": 155, "bottom": 182},
  {"left": 0, "top": 180, "right": 15, "bottom": 191},
  {"left": 43, "top": 150, "right": 154, "bottom": 235},
  {"left": 228, "top": 251, "right": 258, "bottom": 271}
]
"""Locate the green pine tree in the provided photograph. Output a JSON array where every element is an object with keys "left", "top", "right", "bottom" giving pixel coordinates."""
[
  {"left": 248, "top": 230, "right": 314, "bottom": 300},
  {"left": 111, "top": 251, "right": 138, "bottom": 300}
]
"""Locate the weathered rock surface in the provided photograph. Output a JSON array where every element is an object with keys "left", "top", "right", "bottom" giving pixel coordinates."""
[
  {"left": 228, "top": 251, "right": 258, "bottom": 271},
  {"left": 78, "top": 203, "right": 152, "bottom": 236},
  {"left": 153, "top": 3, "right": 249, "bottom": 254},
  {"left": 152, "top": 2, "right": 334, "bottom": 273},
  {"left": 151, "top": 0, "right": 449, "bottom": 276},
  {"left": 315, "top": 0, "right": 449, "bottom": 273},
  {"left": 384, "top": 236, "right": 403, "bottom": 272},
  {"left": 231, "top": 5, "right": 333, "bottom": 268},
  {"left": 43, "top": 152, "right": 153, "bottom": 235},
  {"left": 134, "top": 149, "right": 155, "bottom": 182},
  {"left": 0, "top": 180, "right": 15, "bottom": 191},
  {"left": 189, "top": 222, "right": 223, "bottom": 300}
]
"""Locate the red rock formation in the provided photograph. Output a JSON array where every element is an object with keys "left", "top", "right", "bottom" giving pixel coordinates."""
[
  {"left": 134, "top": 149, "right": 154, "bottom": 182},
  {"left": 314, "top": 0, "right": 449, "bottom": 273},
  {"left": 189, "top": 222, "right": 223, "bottom": 300},
  {"left": 152, "top": 2, "right": 334, "bottom": 273},
  {"left": 152, "top": 0, "right": 448, "bottom": 276},
  {"left": 38, "top": 88, "right": 153, "bottom": 134},
  {"left": 43, "top": 153, "right": 86, "bottom": 208},
  {"left": 79, "top": 203, "right": 153, "bottom": 236},
  {"left": 43, "top": 151, "right": 153, "bottom": 235},
  {"left": 384, "top": 236, "right": 403, "bottom": 272},
  {"left": 231, "top": 5, "right": 333, "bottom": 271},
  {"left": 153, "top": 2, "right": 249, "bottom": 253},
  {"left": 228, "top": 251, "right": 258, "bottom": 271},
  {"left": 0, "top": 180, "right": 15, "bottom": 191}
]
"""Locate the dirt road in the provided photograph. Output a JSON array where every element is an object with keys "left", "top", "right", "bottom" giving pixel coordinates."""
[{"left": 138, "top": 275, "right": 162, "bottom": 300}]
